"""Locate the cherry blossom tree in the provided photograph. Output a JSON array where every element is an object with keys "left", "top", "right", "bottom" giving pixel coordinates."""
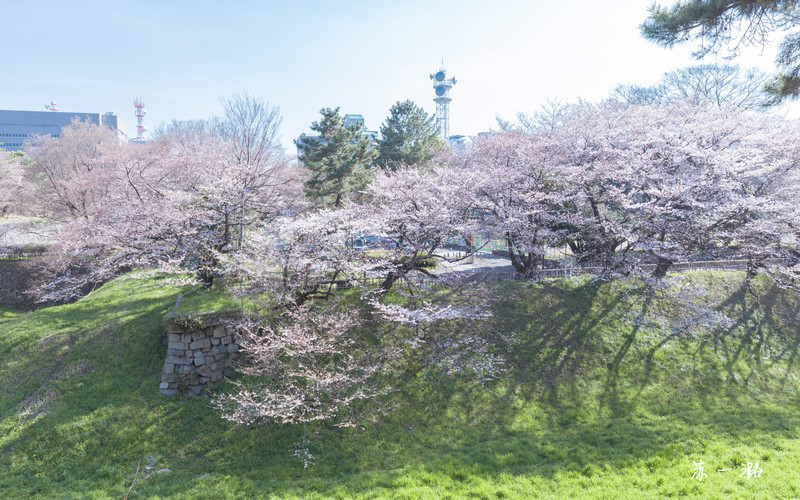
[
  {"left": 212, "top": 274, "right": 511, "bottom": 427},
  {"left": 546, "top": 100, "right": 800, "bottom": 277},
  {"left": 23, "top": 95, "right": 301, "bottom": 301},
  {"left": 0, "top": 150, "right": 29, "bottom": 254},
  {"left": 456, "top": 131, "right": 565, "bottom": 276},
  {"left": 225, "top": 208, "right": 368, "bottom": 308},
  {"left": 24, "top": 119, "right": 121, "bottom": 220},
  {"left": 213, "top": 163, "right": 515, "bottom": 427},
  {"left": 368, "top": 279, "right": 509, "bottom": 385},
  {"left": 216, "top": 257, "right": 507, "bottom": 427},
  {"left": 49, "top": 135, "right": 297, "bottom": 297},
  {"left": 211, "top": 99, "right": 800, "bottom": 429},
  {"left": 477, "top": 100, "right": 800, "bottom": 279},
  {"left": 354, "top": 165, "right": 479, "bottom": 292},
  {"left": 213, "top": 302, "right": 388, "bottom": 426},
  {"left": 224, "top": 164, "right": 479, "bottom": 308},
  {"left": 0, "top": 150, "right": 31, "bottom": 218},
  {"left": 716, "top": 115, "right": 800, "bottom": 281}
]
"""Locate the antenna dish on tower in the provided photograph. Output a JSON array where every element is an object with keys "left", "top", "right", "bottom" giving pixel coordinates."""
[{"left": 430, "top": 66, "right": 456, "bottom": 141}]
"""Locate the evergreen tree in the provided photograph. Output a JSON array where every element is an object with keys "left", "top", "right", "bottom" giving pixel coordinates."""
[
  {"left": 296, "top": 107, "right": 378, "bottom": 208},
  {"left": 641, "top": 0, "right": 800, "bottom": 103},
  {"left": 376, "top": 100, "right": 442, "bottom": 171}
]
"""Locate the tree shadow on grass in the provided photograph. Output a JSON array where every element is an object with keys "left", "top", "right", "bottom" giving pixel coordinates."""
[
  {"left": 115, "top": 275, "right": 800, "bottom": 496},
  {"left": 316, "top": 273, "right": 800, "bottom": 488},
  {"left": 0, "top": 279, "right": 179, "bottom": 413},
  {"left": 700, "top": 277, "right": 800, "bottom": 384},
  {"left": 4, "top": 273, "right": 800, "bottom": 497},
  {"left": 227, "top": 381, "right": 800, "bottom": 498},
  {"left": 493, "top": 279, "right": 619, "bottom": 399}
]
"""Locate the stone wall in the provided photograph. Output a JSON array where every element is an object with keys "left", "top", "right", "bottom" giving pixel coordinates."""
[{"left": 160, "top": 310, "right": 241, "bottom": 397}]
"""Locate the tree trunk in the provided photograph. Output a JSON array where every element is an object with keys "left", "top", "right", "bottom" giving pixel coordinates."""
[
  {"left": 652, "top": 256, "right": 673, "bottom": 278},
  {"left": 379, "top": 270, "right": 400, "bottom": 293}
]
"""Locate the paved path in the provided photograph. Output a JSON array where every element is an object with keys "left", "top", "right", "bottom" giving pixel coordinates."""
[
  {"left": 429, "top": 250, "right": 772, "bottom": 281},
  {"left": 432, "top": 254, "right": 517, "bottom": 275}
]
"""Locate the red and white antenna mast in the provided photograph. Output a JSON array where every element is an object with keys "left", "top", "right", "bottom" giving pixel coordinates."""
[{"left": 133, "top": 98, "right": 147, "bottom": 142}]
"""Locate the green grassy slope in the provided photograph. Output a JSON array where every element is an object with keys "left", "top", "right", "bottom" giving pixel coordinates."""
[{"left": 1, "top": 272, "right": 799, "bottom": 498}]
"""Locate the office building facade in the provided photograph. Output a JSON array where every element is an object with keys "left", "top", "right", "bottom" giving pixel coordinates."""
[{"left": 0, "top": 109, "right": 125, "bottom": 151}]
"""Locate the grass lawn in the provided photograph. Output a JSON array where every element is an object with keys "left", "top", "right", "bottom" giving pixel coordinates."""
[
  {"left": 0, "top": 307, "right": 22, "bottom": 321},
  {"left": 1, "top": 271, "right": 799, "bottom": 498}
]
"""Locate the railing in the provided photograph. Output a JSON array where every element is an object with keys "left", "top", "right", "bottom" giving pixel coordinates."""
[{"left": 0, "top": 246, "right": 47, "bottom": 261}]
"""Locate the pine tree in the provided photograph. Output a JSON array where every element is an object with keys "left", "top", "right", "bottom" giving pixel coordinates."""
[
  {"left": 296, "top": 107, "right": 378, "bottom": 208},
  {"left": 376, "top": 100, "right": 442, "bottom": 171},
  {"left": 641, "top": 0, "right": 800, "bottom": 102}
]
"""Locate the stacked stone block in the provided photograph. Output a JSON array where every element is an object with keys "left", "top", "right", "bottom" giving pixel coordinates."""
[{"left": 159, "top": 311, "right": 240, "bottom": 396}]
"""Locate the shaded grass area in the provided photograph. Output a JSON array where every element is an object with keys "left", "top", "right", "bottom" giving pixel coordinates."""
[
  {"left": 0, "top": 306, "right": 22, "bottom": 321},
  {"left": 0, "top": 272, "right": 799, "bottom": 498}
]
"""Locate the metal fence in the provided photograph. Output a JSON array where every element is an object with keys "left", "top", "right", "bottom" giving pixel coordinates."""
[
  {"left": 334, "top": 258, "right": 781, "bottom": 290},
  {"left": 0, "top": 247, "right": 47, "bottom": 261}
]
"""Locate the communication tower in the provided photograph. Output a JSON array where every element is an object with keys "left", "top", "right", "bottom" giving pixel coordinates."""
[
  {"left": 45, "top": 100, "right": 59, "bottom": 111},
  {"left": 133, "top": 98, "right": 147, "bottom": 142},
  {"left": 430, "top": 67, "right": 456, "bottom": 141}
]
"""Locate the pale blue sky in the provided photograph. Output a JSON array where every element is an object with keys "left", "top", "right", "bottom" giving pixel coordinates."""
[{"left": 1, "top": 1, "right": 793, "bottom": 151}]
